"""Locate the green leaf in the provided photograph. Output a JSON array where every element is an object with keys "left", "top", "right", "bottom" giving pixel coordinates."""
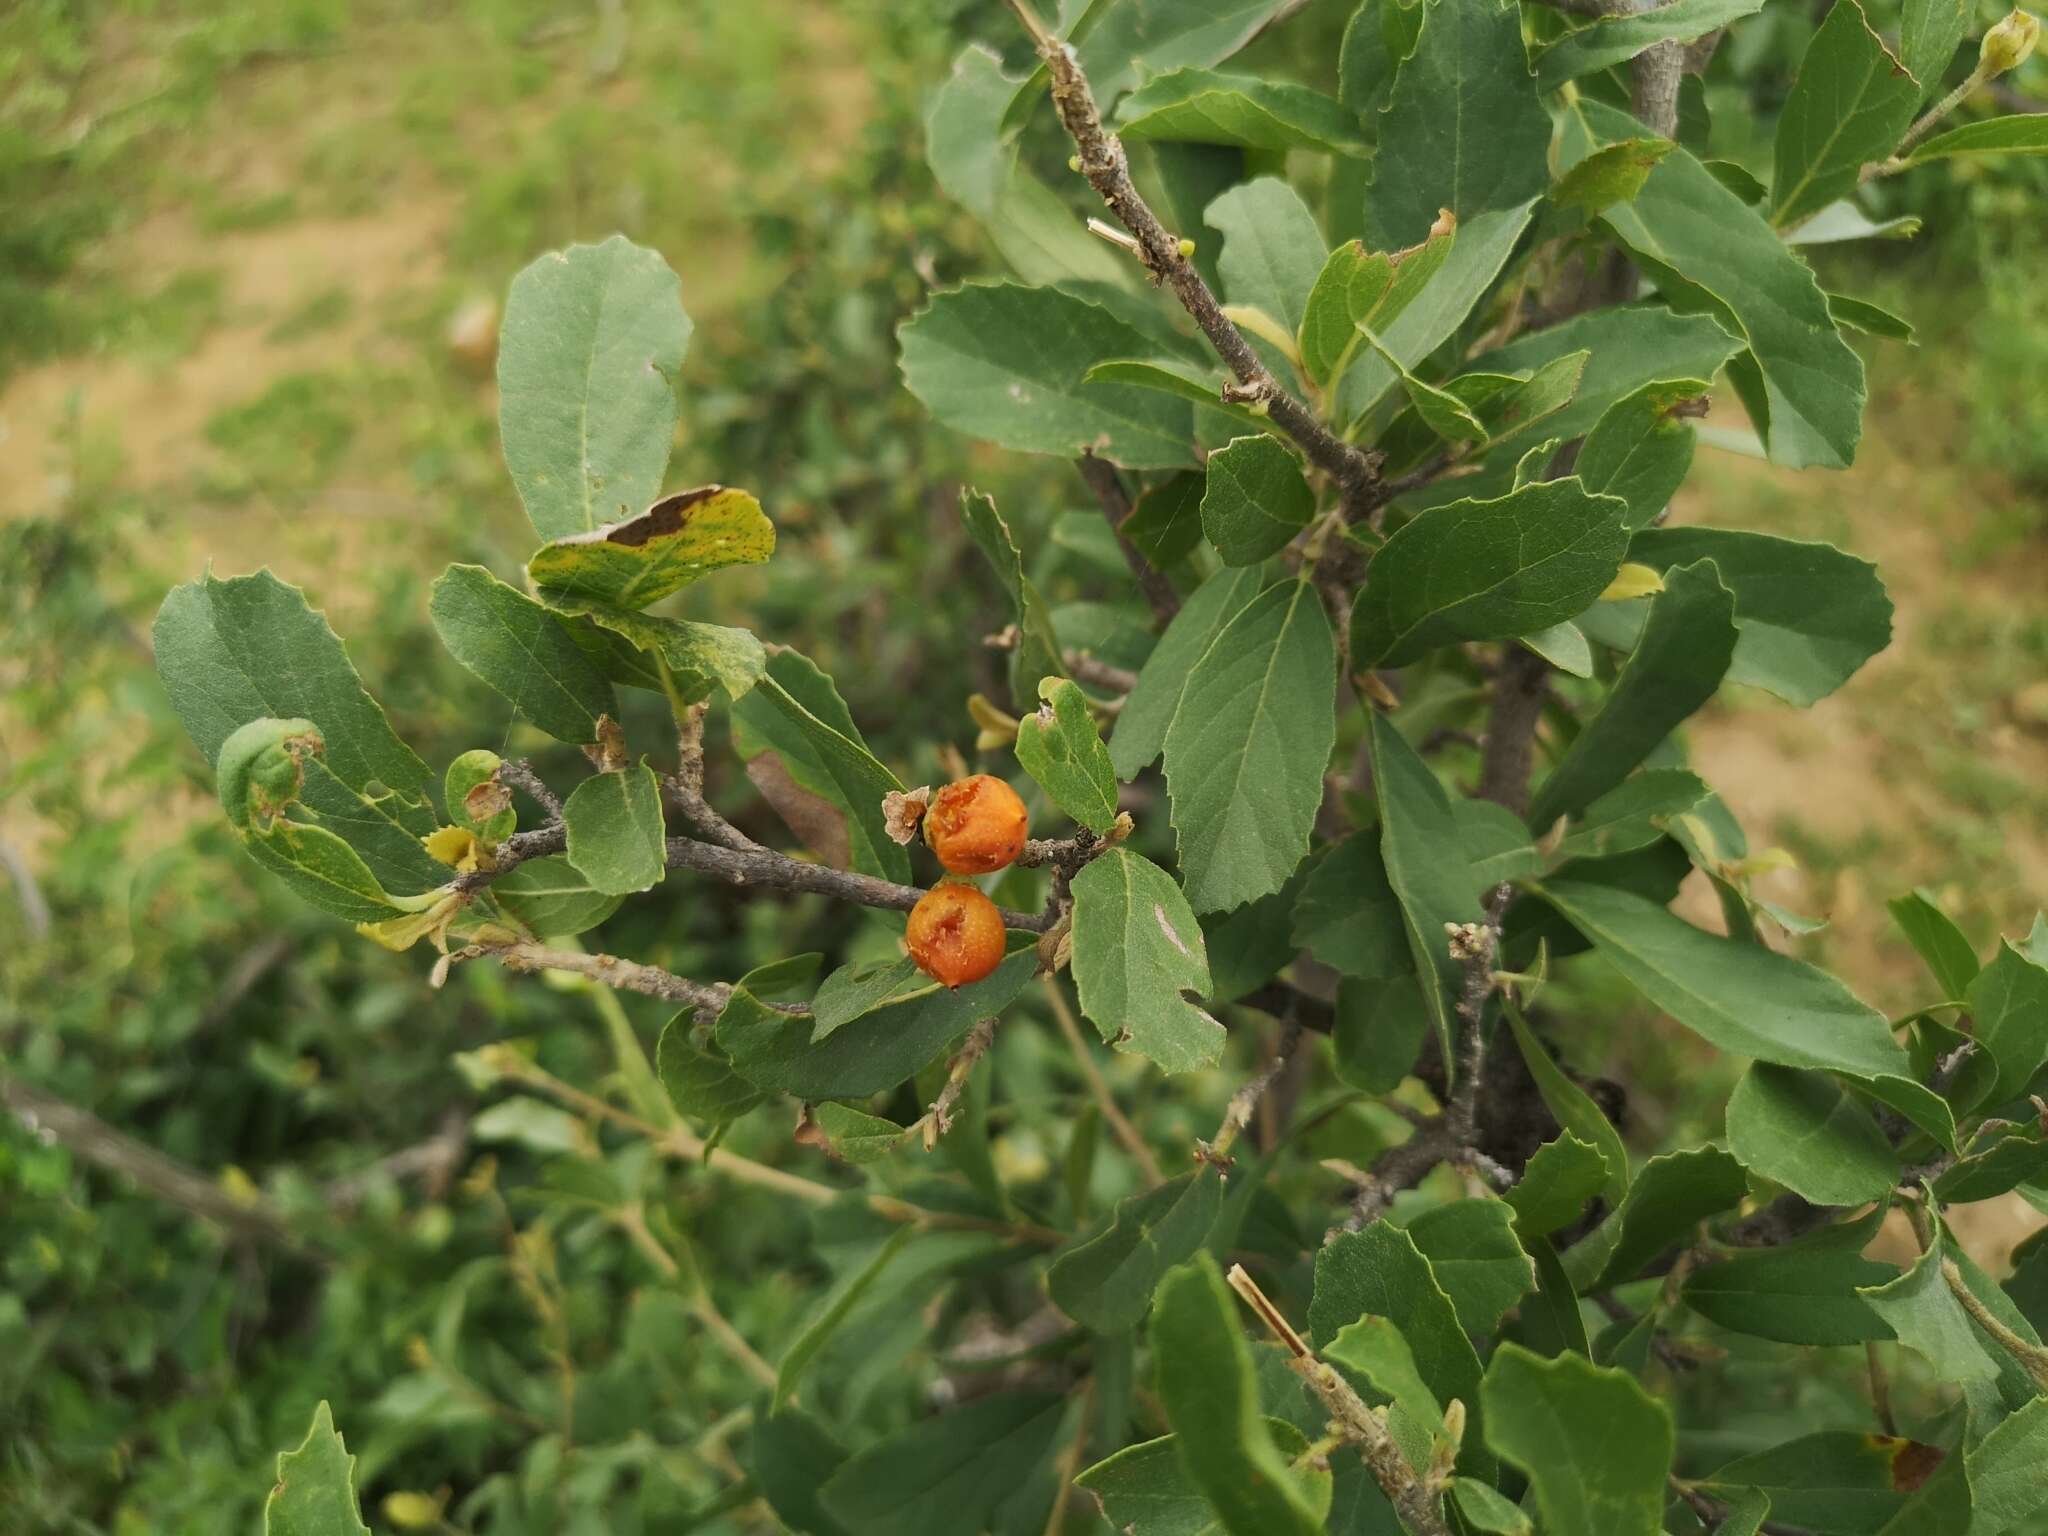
[
  {"left": 1014, "top": 678, "right": 1120, "bottom": 834},
  {"left": 1773, "top": 2, "right": 1927, "bottom": 230},
  {"left": 1565, "top": 99, "right": 1867, "bottom": 469},
  {"left": 1584, "top": 529, "right": 1894, "bottom": 706},
  {"left": 1084, "top": 358, "right": 1271, "bottom": 441},
  {"left": 1366, "top": 0, "right": 1551, "bottom": 246},
  {"left": 899, "top": 284, "right": 1196, "bottom": 469},
  {"left": 1340, "top": 202, "right": 1539, "bottom": 419},
  {"left": 1550, "top": 137, "right": 1676, "bottom": 215},
  {"left": 1070, "top": 849, "right": 1224, "bottom": 1073},
  {"left": 491, "top": 856, "right": 622, "bottom": 938},
  {"left": 1968, "top": 1396, "right": 2048, "bottom": 1532},
  {"left": 1681, "top": 1217, "right": 1897, "bottom": 1345},
  {"left": 1966, "top": 942, "right": 2048, "bottom": 1108},
  {"left": 1050, "top": 1169, "right": 1225, "bottom": 1334},
  {"left": 544, "top": 599, "right": 765, "bottom": 705},
  {"left": 1371, "top": 712, "right": 1484, "bottom": 1068},
  {"left": 1564, "top": 1145, "right": 1748, "bottom": 1292},
  {"left": 657, "top": 1010, "right": 768, "bottom": 1128},
  {"left": 1312, "top": 1222, "right": 1491, "bottom": 1475},
  {"left": 1407, "top": 1199, "right": 1537, "bottom": 1335},
  {"left": 750, "top": 1407, "right": 853, "bottom": 1536},
  {"left": 243, "top": 821, "right": 412, "bottom": 922},
  {"left": 1507, "top": 1133, "right": 1613, "bottom": 1238},
  {"left": 1122, "top": 471, "right": 1208, "bottom": 568},
  {"left": 718, "top": 947, "right": 1038, "bottom": 1101},
  {"left": 1575, "top": 378, "right": 1706, "bottom": 529},
  {"left": 1554, "top": 769, "right": 1709, "bottom": 860},
  {"left": 1528, "top": 560, "right": 1737, "bottom": 829},
  {"left": 1293, "top": 831, "right": 1416, "bottom": 980},
  {"left": 1531, "top": 879, "right": 1935, "bottom": 1093},
  {"left": 1331, "top": 974, "right": 1432, "bottom": 1094},
  {"left": 1150, "top": 1254, "right": 1329, "bottom": 1536},
  {"left": 960, "top": 488, "right": 1067, "bottom": 714},
  {"left": 1350, "top": 478, "right": 1630, "bottom": 668},
  {"left": 1119, "top": 68, "right": 1369, "bottom": 155},
  {"left": 1201, "top": 865, "right": 1310, "bottom": 1002},
  {"left": 1502, "top": 998, "right": 1631, "bottom": 1207},
  {"left": 1075, "top": 1418, "right": 1333, "bottom": 1536},
  {"left": 1903, "top": 112, "right": 2048, "bottom": 164},
  {"left": 1324, "top": 1314, "right": 1448, "bottom": 1473},
  {"left": 1933, "top": 1125, "right": 2048, "bottom": 1202},
  {"left": 1828, "top": 290, "right": 1916, "bottom": 341},
  {"left": 1163, "top": 579, "right": 1335, "bottom": 912},
  {"left": 559, "top": 762, "right": 664, "bottom": 896},
  {"left": 263, "top": 1402, "right": 370, "bottom": 1536},
  {"left": 1200, "top": 434, "right": 1316, "bottom": 565},
  {"left": 1075, "top": 0, "right": 1296, "bottom": 105},
  {"left": 429, "top": 564, "right": 619, "bottom": 744},
  {"left": 1480, "top": 1344, "right": 1673, "bottom": 1536},
  {"left": 1451, "top": 1478, "right": 1533, "bottom": 1535},
  {"left": 818, "top": 1392, "right": 1067, "bottom": 1536},
  {"left": 1781, "top": 199, "right": 1923, "bottom": 244},
  {"left": 811, "top": 956, "right": 925, "bottom": 1041},
  {"left": 729, "top": 651, "right": 909, "bottom": 883},
  {"left": 524, "top": 485, "right": 775, "bottom": 611},
  {"left": 1727, "top": 1062, "right": 1900, "bottom": 1205},
  {"left": 1520, "top": 620, "right": 1594, "bottom": 676},
  {"left": 1297, "top": 220, "right": 1457, "bottom": 387},
  {"left": 1899, "top": 0, "right": 1970, "bottom": 99},
  {"left": 776, "top": 1226, "right": 918, "bottom": 1408},
  {"left": 1859, "top": 1221, "right": 2005, "bottom": 1387},
  {"left": 155, "top": 569, "right": 440, "bottom": 895},
  {"left": 1207, "top": 177, "right": 1327, "bottom": 338},
  {"left": 1534, "top": 0, "right": 1765, "bottom": 88},
  {"left": 1697, "top": 1433, "right": 1936, "bottom": 1532},
  {"left": 1110, "top": 566, "right": 1267, "bottom": 779},
  {"left": 799, "top": 1102, "right": 910, "bottom": 1165},
  {"left": 497, "top": 235, "right": 690, "bottom": 542}
]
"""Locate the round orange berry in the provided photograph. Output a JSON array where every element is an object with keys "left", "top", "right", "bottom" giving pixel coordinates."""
[
  {"left": 905, "top": 881, "right": 1007, "bottom": 988},
  {"left": 923, "top": 774, "right": 1028, "bottom": 874}
]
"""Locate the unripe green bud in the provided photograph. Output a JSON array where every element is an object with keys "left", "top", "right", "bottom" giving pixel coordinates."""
[
  {"left": 216, "top": 717, "right": 322, "bottom": 830},
  {"left": 1980, "top": 8, "right": 2040, "bottom": 76}
]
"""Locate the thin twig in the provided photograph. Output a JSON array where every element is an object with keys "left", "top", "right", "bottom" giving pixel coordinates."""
[
  {"left": 916, "top": 1017, "right": 999, "bottom": 1150},
  {"left": 1063, "top": 650, "right": 1139, "bottom": 695},
  {"left": 1042, "top": 976, "right": 1167, "bottom": 1186},
  {"left": 667, "top": 700, "right": 762, "bottom": 852},
  {"left": 499, "top": 758, "right": 563, "bottom": 819},
  {"left": 479, "top": 941, "right": 734, "bottom": 1013},
  {"left": 1012, "top": 3, "right": 1383, "bottom": 522},
  {"left": 1076, "top": 454, "right": 1180, "bottom": 625},
  {"left": 1200, "top": 1022, "right": 1305, "bottom": 1167}
]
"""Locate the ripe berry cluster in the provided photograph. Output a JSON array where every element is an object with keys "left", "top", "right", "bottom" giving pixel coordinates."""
[{"left": 905, "top": 775, "right": 1027, "bottom": 988}]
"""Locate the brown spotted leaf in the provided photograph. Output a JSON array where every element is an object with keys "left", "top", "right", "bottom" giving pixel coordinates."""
[
  {"left": 1069, "top": 848, "right": 1222, "bottom": 1074},
  {"left": 527, "top": 485, "right": 775, "bottom": 610}
]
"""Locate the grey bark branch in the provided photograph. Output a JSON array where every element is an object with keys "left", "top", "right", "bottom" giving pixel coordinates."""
[
  {"left": 1076, "top": 453, "right": 1180, "bottom": 625},
  {"left": 1011, "top": 3, "right": 1384, "bottom": 522}
]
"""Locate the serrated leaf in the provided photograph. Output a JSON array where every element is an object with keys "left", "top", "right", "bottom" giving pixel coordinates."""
[
  {"left": 1292, "top": 831, "right": 1413, "bottom": 980},
  {"left": 429, "top": 564, "right": 618, "bottom": 744},
  {"left": 1408, "top": 1199, "right": 1537, "bottom": 1335},
  {"left": 1015, "top": 678, "right": 1121, "bottom": 833},
  {"left": 540, "top": 596, "right": 766, "bottom": 704},
  {"left": 1575, "top": 378, "right": 1706, "bottom": 529},
  {"left": 1121, "top": 471, "right": 1208, "bottom": 568},
  {"left": 524, "top": 485, "right": 774, "bottom": 610},
  {"left": 1075, "top": 1417, "right": 1332, "bottom": 1536},
  {"left": 1201, "top": 865, "right": 1309, "bottom": 1001},
  {"left": 1899, "top": 0, "right": 1969, "bottom": 99},
  {"left": 1313, "top": 1222, "right": 1492, "bottom": 1475},
  {"left": 1773, "top": 0, "right": 1924, "bottom": 227},
  {"left": 1325, "top": 1314, "right": 1447, "bottom": 1473},
  {"left": 1967, "top": 1395, "right": 2048, "bottom": 1532},
  {"left": 1727, "top": 1062, "right": 1899, "bottom": 1205},
  {"left": 1207, "top": 176, "right": 1327, "bottom": 341},
  {"left": 1697, "top": 1433, "right": 1942, "bottom": 1532},
  {"left": 729, "top": 651, "right": 909, "bottom": 883},
  {"left": 264, "top": 1402, "right": 371, "bottom": 1536},
  {"left": 1535, "top": 0, "right": 1766, "bottom": 88},
  {"left": 1563, "top": 99, "right": 1866, "bottom": 469},
  {"left": 1074, "top": 0, "right": 1297, "bottom": 105},
  {"left": 1162, "top": 579, "right": 1335, "bottom": 912},
  {"left": 657, "top": 1009, "right": 767, "bottom": 1128},
  {"left": 1050, "top": 1169, "right": 1224, "bottom": 1334},
  {"left": 717, "top": 947, "right": 1037, "bottom": 1101},
  {"left": 1965, "top": 942, "right": 2048, "bottom": 1109},
  {"left": 1070, "top": 849, "right": 1223, "bottom": 1073},
  {"left": 1118, "top": 67, "right": 1369, "bottom": 155},
  {"left": 1903, "top": 113, "right": 2048, "bottom": 164},
  {"left": 898, "top": 284, "right": 1196, "bottom": 469},
  {"left": 1934, "top": 1125, "right": 2048, "bottom": 1202},
  {"left": 1480, "top": 1344, "right": 1672, "bottom": 1536},
  {"left": 818, "top": 1392, "right": 1067, "bottom": 1536},
  {"left": 561, "top": 762, "right": 665, "bottom": 896},
  {"left": 1297, "top": 219, "right": 1457, "bottom": 386},
  {"left": 1528, "top": 560, "right": 1737, "bottom": 828},
  {"left": 1350, "top": 477, "right": 1630, "bottom": 667},
  {"left": 1366, "top": 0, "right": 1550, "bottom": 246},
  {"left": 1564, "top": 1145, "right": 1747, "bottom": 1292},
  {"left": 1112, "top": 566, "right": 1268, "bottom": 779},
  {"left": 1507, "top": 1133, "right": 1612, "bottom": 1238},
  {"left": 1581, "top": 528, "right": 1893, "bottom": 706},
  {"left": 1199, "top": 434, "right": 1316, "bottom": 565},
  {"left": 1371, "top": 712, "right": 1483, "bottom": 1071},
  {"left": 1150, "top": 1254, "right": 1329, "bottom": 1536},
  {"left": 491, "top": 856, "right": 622, "bottom": 938},
  {"left": 155, "top": 569, "right": 441, "bottom": 895},
  {"left": 1860, "top": 1219, "right": 2005, "bottom": 1387},
  {"left": 497, "top": 235, "right": 690, "bottom": 542}
]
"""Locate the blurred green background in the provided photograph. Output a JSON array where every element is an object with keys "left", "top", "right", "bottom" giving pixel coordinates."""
[{"left": 2, "top": 0, "right": 2044, "bottom": 1530}]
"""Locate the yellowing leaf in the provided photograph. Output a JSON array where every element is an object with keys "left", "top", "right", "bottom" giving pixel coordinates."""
[{"left": 1600, "top": 562, "right": 1666, "bottom": 601}]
